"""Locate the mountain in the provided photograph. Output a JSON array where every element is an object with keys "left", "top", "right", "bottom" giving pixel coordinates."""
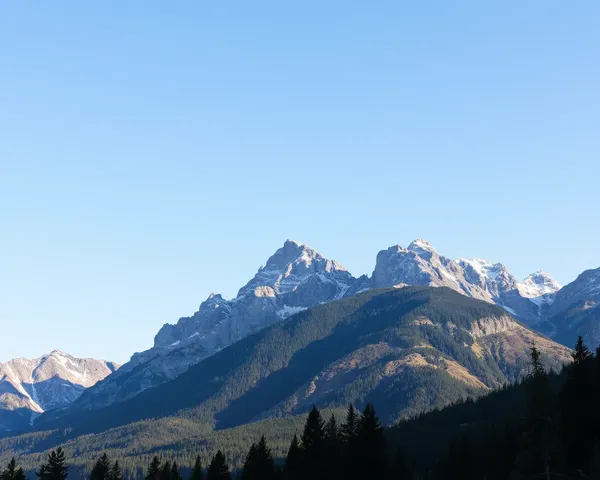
[
  {"left": 66, "top": 240, "right": 364, "bottom": 411},
  {"left": 538, "top": 267, "right": 600, "bottom": 347},
  {"left": 372, "top": 240, "right": 560, "bottom": 323},
  {"left": 35, "top": 287, "right": 570, "bottom": 436},
  {"left": 0, "top": 350, "right": 119, "bottom": 432},
  {"left": 52, "top": 239, "right": 562, "bottom": 418}
]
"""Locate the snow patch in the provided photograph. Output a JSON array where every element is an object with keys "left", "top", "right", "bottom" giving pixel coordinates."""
[{"left": 277, "top": 305, "right": 308, "bottom": 319}]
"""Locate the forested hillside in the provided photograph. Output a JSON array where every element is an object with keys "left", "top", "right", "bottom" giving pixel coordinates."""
[
  {"left": 3, "top": 337, "right": 599, "bottom": 479},
  {"left": 35, "top": 287, "right": 568, "bottom": 439}
]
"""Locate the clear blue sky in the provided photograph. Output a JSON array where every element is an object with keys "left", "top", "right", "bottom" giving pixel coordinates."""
[{"left": 1, "top": 2, "right": 598, "bottom": 364}]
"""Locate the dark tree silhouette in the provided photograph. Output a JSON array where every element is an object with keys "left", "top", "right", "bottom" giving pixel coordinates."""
[
  {"left": 1, "top": 458, "right": 26, "bottom": 480},
  {"left": 109, "top": 461, "right": 123, "bottom": 480},
  {"left": 37, "top": 447, "right": 68, "bottom": 480},
  {"left": 241, "top": 435, "right": 275, "bottom": 480},
  {"left": 145, "top": 457, "right": 161, "bottom": 480},
  {"left": 90, "top": 454, "right": 111, "bottom": 480},
  {"left": 300, "top": 406, "right": 325, "bottom": 479},
  {"left": 189, "top": 456, "right": 204, "bottom": 480},
  {"left": 207, "top": 451, "right": 230, "bottom": 480},
  {"left": 283, "top": 434, "right": 302, "bottom": 480}
]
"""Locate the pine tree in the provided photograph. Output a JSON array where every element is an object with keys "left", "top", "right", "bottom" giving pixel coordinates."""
[
  {"left": 170, "top": 461, "right": 182, "bottom": 480},
  {"left": 160, "top": 461, "right": 171, "bottom": 480},
  {"left": 340, "top": 404, "right": 361, "bottom": 480},
  {"left": 355, "top": 403, "right": 386, "bottom": 479},
  {"left": 323, "top": 415, "right": 342, "bottom": 480},
  {"left": 206, "top": 451, "right": 230, "bottom": 480},
  {"left": 37, "top": 447, "right": 68, "bottom": 480},
  {"left": 91, "top": 454, "right": 111, "bottom": 480},
  {"left": 109, "top": 461, "right": 123, "bottom": 480},
  {"left": 145, "top": 457, "right": 162, "bottom": 480},
  {"left": 189, "top": 456, "right": 204, "bottom": 480},
  {"left": 515, "top": 344, "right": 552, "bottom": 479},
  {"left": 340, "top": 404, "right": 358, "bottom": 444},
  {"left": 1, "top": 458, "right": 26, "bottom": 480},
  {"left": 300, "top": 406, "right": 325, "bottom": 479},
  {"left": 559, "top": 336, "right": 594, "bottom": 474},
  {"left": 573, "top": 335, "right": 591, "bottom": 364},
  {"left": 241, "top": 436, "right": 275, "bottom": 480},
  {"left": 283, "top": 434, "right": 302, "bottom": 480}
]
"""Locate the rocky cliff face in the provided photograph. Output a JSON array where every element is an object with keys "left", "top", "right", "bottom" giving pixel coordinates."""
[
  {"left": 56, "top": 239, "right": 573, "bottom": 417},
  {"left": 373, "top": 240, "right": 560, "bottom": 324},
  {"left": 0, "top": 350, "right": 118, "bottom": 432},
  {"left": 69, "top": 240, "right": 360, "bottom": 410},
  {"left": 35, "top": 287, "right": 572, "bottom": 435}
]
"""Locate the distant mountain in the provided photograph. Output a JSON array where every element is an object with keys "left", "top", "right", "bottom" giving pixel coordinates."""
[
  {"left": 35, "top": 287, "right": 570, "bottom": 436},
  {"left": 538, "top": 267, "right": 600, "bottom": 347},
  {"left": 373, "top": 239, "right": 560, "bottom": 323},
  {"left": 55, "top": 239, "right": 563, "bottom": 416},
  {"left": 66, "top": 240, "right": 365, "bottom": 411},
  {"left": 0, "top": 350, "right": 119, "bottom": 432}
]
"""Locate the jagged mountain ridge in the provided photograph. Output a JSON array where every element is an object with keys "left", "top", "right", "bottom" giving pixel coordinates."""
[
  {"left": 538, "top": 267, "right": 600, "bottom": 347},
  {"left": 52, "top": 239, "right": 559, "bottom": 418},
  {"left": 35, "top": 287, "right": 570, "bottom": 436},
  {"left": 0, "top": 350, "right": 119, "bottom": 432}
]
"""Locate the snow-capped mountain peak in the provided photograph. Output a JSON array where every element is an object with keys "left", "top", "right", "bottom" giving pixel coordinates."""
[
  {"left": 0, "top": 352, "right": 118, "bottom": 432},
  {"left": 237, "top": 240, "right": 350, "bottom": 298},
  {"left": 407, "top": 238, "right": 437, "bottom": 254},
  {"left": 455, "top": 258, "right": 503, "bottom": 281},
  {"left": 517, "top": 270, "right": 561, "bottom": 300}
]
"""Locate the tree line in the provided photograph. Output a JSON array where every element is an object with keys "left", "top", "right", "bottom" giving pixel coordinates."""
[
  {"left": 7, "top": 335, "right": 600, "bottom": 479},
  {"left": 3, "top": 402, "right": 402, "bottom": 479}
]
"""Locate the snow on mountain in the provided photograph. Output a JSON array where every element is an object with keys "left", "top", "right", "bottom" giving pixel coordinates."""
[
  {"left": 517, "top": 271, "right": 561, "bottom": 307},
  {"left": 373, "top": 241, "right": 559, "bottom": 323},
  {"left": 65, "top": 240, "right": 358, "bottom": 411},
  {"left": 0, "top": 350, "right": 118, "bottom": 432},
  {"left": 55, "top": 238, "right": 564, "bottom": 417}
]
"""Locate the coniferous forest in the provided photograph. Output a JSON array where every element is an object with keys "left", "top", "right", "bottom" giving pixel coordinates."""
[
  {"left": 4, "top": 336, "right": 600, "bottom": 478},
  {"left": 0, "top": 338, "right": 600, "bottom": 480}
]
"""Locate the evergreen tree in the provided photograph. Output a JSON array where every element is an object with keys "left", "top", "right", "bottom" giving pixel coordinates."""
[
  {"left": 283, "top": 434, "right": 302, "bottom": 480},
  {"left": 300, "top": 406, "right": 325, "bottom": 479},
  {"left": 1, "top": 458, "right": 26, "bottom": 480},
  {"left": 241, "top": 436, "right": 275, "bottom": 480},
  {"left": 573, "top": 336, "right": 591, "bottom": 363},
  {"left": 145, "top": 457, "right": 161, "bottom": 480},
  {"left": 355, "top": 403, "right": 386, "bottom": 479},
  {"left": 340, "top": 405, "right": 360, "bottom": 480},
  {"left": 189, "top": 456, "right": 204, "bottom": 480},
  {"left": 109, "top": 461, "right": 123, "bottom": 480},
  {"left": 91, "top": 454, "right": 111, "bottom": 480},
  {"left": 37, "top": 447, "right": 68, "bottom": 480},
  {"left": 559, "top": 336, "right": 594, "bottom": 474},
  {"left": 160, "top": 461, "right": 171, "bottom": 480},
  {"left": 515, "top": 344, "right": 552, "bottom": 479},
  {"left": 323, "top": 415, "right": 342, "bottom": 480},
  {"left": 340, "top": 404, "right": 359, "bottom": 444},
  {"left": 206, "top": 451, "right": 230, "bottom": 480},
  {"left": 170, "top": 461, "right": 182, "bottom": 480}
]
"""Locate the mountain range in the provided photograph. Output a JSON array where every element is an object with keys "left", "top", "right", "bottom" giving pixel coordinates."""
[
  {"left": 33, "top": 238, "right": 597, "bottom": 430},
  {"left": 0, "top": 351, "right": 118, "bottom": 432},
  {"left": 34, "top": 287, "right": 570, "bottom": 437},
  {"left": 2, "top": 238, "right": 598, "bottom": 440}
]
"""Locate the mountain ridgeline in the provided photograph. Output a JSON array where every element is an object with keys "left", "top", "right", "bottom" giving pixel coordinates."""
[
  {"left": 35, "top": 287, "right": 569, "bottom": 437},
  {"left": 55, "top": 238, "right": 593, "bottom": 424},
  {"left": 0, "top": 351, "right": 119, "bottom": 433}
]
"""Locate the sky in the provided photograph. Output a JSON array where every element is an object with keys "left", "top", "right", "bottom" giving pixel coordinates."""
[{"left": 1, "top": 1, "right": 599, "bottom": 364}]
